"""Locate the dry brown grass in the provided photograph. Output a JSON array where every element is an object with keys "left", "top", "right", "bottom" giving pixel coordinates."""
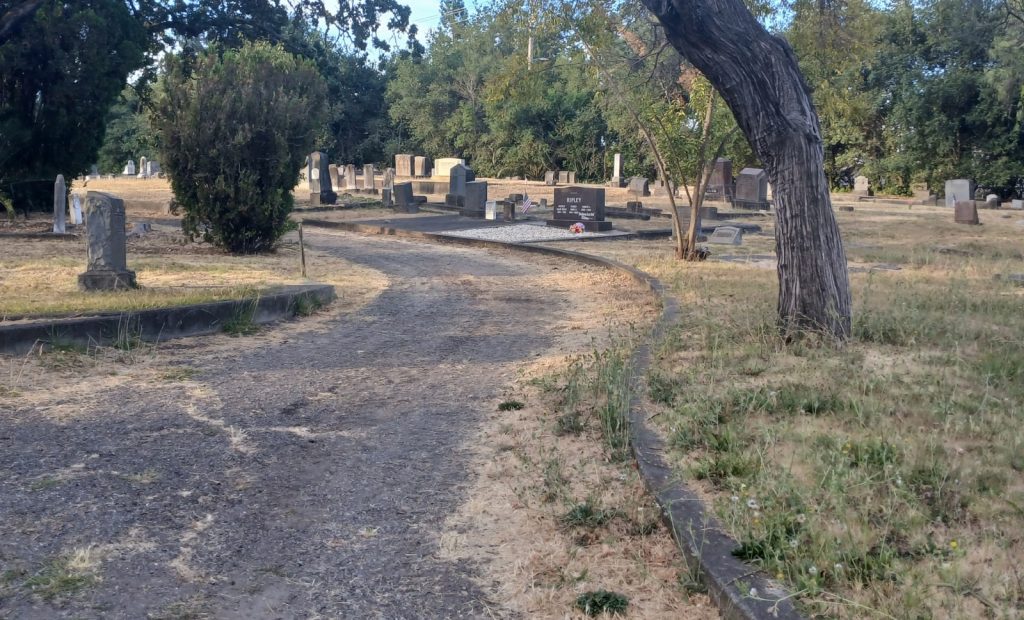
[
  {"left": 2, "top": 179, "right": 389, "bottom": 318},
  {"left": 439, "top": 267, "right": 718, "bottom": 619},
  {"left": 539, "top": 203, "right": 1024, "bottom": 618}
]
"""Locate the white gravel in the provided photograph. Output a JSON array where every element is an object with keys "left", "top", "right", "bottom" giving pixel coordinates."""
[{"left": 438, "top": 222, "right": 612, "bottom": 243}]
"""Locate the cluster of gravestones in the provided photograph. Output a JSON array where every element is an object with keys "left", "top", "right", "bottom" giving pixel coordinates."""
[
  {"left": 121, "top": 157, "right": 161, "bottom": 178},
  {"left": 544, "top": 170, "right": 578, "bottom": 186},
  {"left": 306, "top": 152, "right": 389, "bottom": 206},
  {"left": 942, "top": 178, "right": 1023, "bottom": 225}
]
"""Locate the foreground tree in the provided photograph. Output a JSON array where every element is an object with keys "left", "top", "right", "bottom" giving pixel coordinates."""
[
  {"left": 153, "top": 42, "right": 326, "bottom": 253},
  {"left": 640, "top": 0, "right": 852, "bottom": 338}
]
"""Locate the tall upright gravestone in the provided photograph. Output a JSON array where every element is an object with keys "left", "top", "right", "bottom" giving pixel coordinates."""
[
  {"left": 78, "top": 192, "right": 137, "bottom": 290},
  {"left": 445, "top": 163, "right": 474, "bottom": 207},
  {"left": 944, "top": 179, "right": 975, "bottom": 208},
  {"left": 610, "top": 153, "right": 624, "bottom": 187},
  {"left": 344, "top": 164, "right": 357, "bottom": 191},
  {"left": 705, "top": 158, "right": 733, "bottom": 202},
  {"left": 308, "top": 152, "right": 336, "bottom": 206},
  {"left": 363, "top": 164, "right": 376, "bottom": 192},
  {"left": 395, "top": 154, "right": 414, "bottom": 177},
  {"left": 53, "top": 175, "right": 66, "bottom": 234}
]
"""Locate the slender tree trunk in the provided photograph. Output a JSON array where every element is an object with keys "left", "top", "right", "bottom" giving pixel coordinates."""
[{"left": 639, "top": 0, "right": 852, "bottom": 338}]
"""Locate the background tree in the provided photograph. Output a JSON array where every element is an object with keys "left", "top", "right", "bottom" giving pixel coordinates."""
[
  {"left": 96, "top": 86, "right": 160, "bottom": 174},
  {"left": 153, "top": 42, "right": 327, "bottom": 253},
  {"left": 0, "top": 0, "right": 147, "bottom": 211}
]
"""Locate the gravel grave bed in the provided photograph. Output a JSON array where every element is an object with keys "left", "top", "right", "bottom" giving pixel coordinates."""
[{"left": 436, "top": 222, "right": 615, "bottom": 243}]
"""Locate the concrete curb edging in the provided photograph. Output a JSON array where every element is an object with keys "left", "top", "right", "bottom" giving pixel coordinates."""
[
  {"left": 303, "top": 218, "right": 803, "bottom": 620},
  {"left": 0, "top": 284, "right": 335, "bottom": 356}
]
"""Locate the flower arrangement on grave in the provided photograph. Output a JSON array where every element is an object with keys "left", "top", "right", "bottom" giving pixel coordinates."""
[{"left": 569, "top": 222, "right": 586, "bottom": 234}]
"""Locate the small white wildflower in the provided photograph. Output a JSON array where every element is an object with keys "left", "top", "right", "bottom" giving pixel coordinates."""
[
  {"left": 789, "top": 539, "right": 799, "bottom": 549},
  {"left": 749, "top": 587, "right": 759, "bottom": 598},
  {"left": 746, "top": 498, "right": 760, "bottom": 510},
  {"left": 796, "top": 513, "right": 806, "bottom": 524},
  {"left": 740, "top": 483, "right": 747, "bottom": 491},
  {"left": 731, "top": 495, "right": 740, "bottom": 503},
  {"left": 895, "top": 476, "right": 904, "bottom": 486},
  {"left": 834, "top": 563, "right": 843, "bottom": 572},
  {"left": 808, "top": 565, "right": 818, "bottom": 576}
]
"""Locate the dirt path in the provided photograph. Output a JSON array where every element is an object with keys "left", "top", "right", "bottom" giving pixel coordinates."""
[{"left": 0, "top": 231, "right": 646, "bottom": 619}]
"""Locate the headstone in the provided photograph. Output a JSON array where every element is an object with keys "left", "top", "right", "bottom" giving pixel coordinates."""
[
  {"left": 308, "top": 152, "right": 336, "bottom": 206},
  {"left": 381, "top": 188, "right": 393, "bottom": 208},
  {"left": 954, "top": 200, "right": 980, "bottom": 225},
  {"left": 567, "top": 171, "right": 576, "bottom": 184},
  {"left": 628, "top": 177, "right": 650, "bottom": 197},
  {"left": 610, "top": 153, "right": 624, "bottom": 187},
  {"left": 393, "top": 182, "right": 417, "bottom": 213},
  {"left": 708, "top": 226, "right": 743, "bottom": 245},
  {"left": 853, "top": 175, "right": 870, "bottom": 196},
  {"left": 985, "top": 194, "right": 999, "bottom": 209},
  {"left": 460, "top": 181, "right": 488, "bottom": 217},
  {"left": 71, "top": 194, "right": 83, "bottom": 225},
  {"left": 944, "top": 179, "right": 975, "bottom": 208},
  {"left": 705, "top": 158, "right": 733, "bottom": 202},
  {"left": 122, "top": 159, "right": 135, "bottom": 176},
  {"left": 626, "top": 200, "right": 643, "bottom": 213},
  {"left": 445, "top": 163, "right": 471, "bottom": 207},
  {"left": 734, "top": 168, "right": 770, "bottom": 210},
  {"left": 395, "top": 154, "right": 414, "bottom": 177},
  {"left": 545, "top": 171, "right": 558, "bottom": 186},
  {"left": 1011, "top": 199, "right": 1023, "bottom": 210},
  {"left": 328, "top": 164, "right": 341, "bottom": 190},
  {"left": 88, "top": 165, "right": 100, "bottom": 179},
  {"left": 547, "top": 186, "right": 612, "bottom": 232},
  {"left": 78, "top": 192, "right": 137, "bottom": 290},
  {"left": 137, "top": 156, "right": 148, "bottom": 178},
  {"left": 146, "top": 160, "right": 160, "bottom": 177},
  {"left": 383, "top": 168, "right": 396, "bottom": 190},
  {"left": 52, "top": 175, "right": 66, "bottom": 234},
  {"left": 433, "top": 158, "right": 465, "bottom": 178},
  {"left": 305, "top": 155, "right": 312, "bottom": 190},
  {"left": 413, "top": 156, "right": 430, "bottom": 177},
  {"left": 503, "top": 201, "right": 516, "bottom": 221},
  {"left": 363, "top": 165, "right": 376, "bottom": 191},
  {"left": 129, "top": 222, "right": 152, "bottom": 237},
  {"left": 558, "top": 171, "right": 570, "bottom": 184},
  {"left": 342, "top": 164, "right": 356, "bottom": 191},
  {"left": 485, "top": 200, "right": 498, "bottom": 220}
]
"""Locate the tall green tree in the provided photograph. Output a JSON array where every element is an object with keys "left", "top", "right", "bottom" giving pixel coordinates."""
[{"left": 0, "top": 0, "right": 147, "bottom": 211}]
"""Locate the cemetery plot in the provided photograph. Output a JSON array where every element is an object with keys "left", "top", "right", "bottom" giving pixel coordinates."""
[{"left": 538, "top": 202, "right": 1024, "bottom": 618}]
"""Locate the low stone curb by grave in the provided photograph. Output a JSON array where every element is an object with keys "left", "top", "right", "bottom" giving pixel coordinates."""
[
  {"left": 302, "top": 218, "right": 802, "bottom": 620},
  {"left": 0, "top": 284, "right": 335, "bottom": 356}
]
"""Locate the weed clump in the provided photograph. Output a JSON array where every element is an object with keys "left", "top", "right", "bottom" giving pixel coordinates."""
[{"left": 575, "top": 590, "right": 629, "bottom": 616}]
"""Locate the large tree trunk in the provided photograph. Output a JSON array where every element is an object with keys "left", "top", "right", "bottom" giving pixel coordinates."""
[{"left": 640, "top": 0, "right": 852, "bottom": 338}]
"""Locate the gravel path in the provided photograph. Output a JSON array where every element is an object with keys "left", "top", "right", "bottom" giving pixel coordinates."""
[
  {"left": 0, "top": 232, "right": 593, "bottom": 619},
  {"left": 438, "top": 222, "right": 622, "bottom": 243}
]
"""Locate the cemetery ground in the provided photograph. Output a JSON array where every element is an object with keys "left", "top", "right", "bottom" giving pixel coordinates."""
[
  {"left": 0, "top": 179, "right": 716, "bottom": 618},
  {"left": 542, "top": 200, "right": 1024, "bottom": 618}
]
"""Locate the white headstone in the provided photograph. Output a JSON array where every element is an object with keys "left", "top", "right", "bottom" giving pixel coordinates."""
[
  {"left": 613, "top": 153, "right": 622, "bottom": 178},
  {"left": 1011, "top": 199, "right": 1023, "bottom": 210},
  {"left": 71, "top": 194, "right": 83, "bottom": 225},
  {"left": 485, "top": 200, "right": 498, "bottom": 220},
  {"left": 53, "top": 175, "right": 66, "bottom": 234},
  {"left": 122, "top": 160, "right": 135, "bottom": 176}
]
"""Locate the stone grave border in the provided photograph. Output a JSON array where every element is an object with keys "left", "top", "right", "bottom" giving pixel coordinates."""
[
  {"left": 0, "top": 231, "right": 79, "bottom": 240},
  {"left": 0, "top": 284, "right": 335, "bottom": 356},
  {"left": 303, "top": 217, "right": 802, "bottom": 620}
]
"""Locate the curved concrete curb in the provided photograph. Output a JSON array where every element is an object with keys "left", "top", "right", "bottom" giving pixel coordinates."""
[
  {"left": 303, "top": 218, "right": 802, "bottom": 620},
  {"left": 0, "top": 284, "right": 335, "bottom": 356}
]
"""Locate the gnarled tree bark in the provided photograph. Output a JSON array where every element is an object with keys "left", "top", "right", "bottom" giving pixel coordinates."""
[{"left": 639, "top": 0, "right": 852, "bottom": 338}]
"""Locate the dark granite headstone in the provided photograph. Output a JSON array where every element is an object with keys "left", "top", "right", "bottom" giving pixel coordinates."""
[
  {"left": 393, "top": 182, "right": 417, "bottom": 213},
  {"left": 734, "top": 168, "right": 769, "bottom": 210},
  {"left": 547, "top": 186, "right": 612, "bottom": 232},
  {"left": 460, "top": 181, "right": 488, "bottom": 217},
  {"left": 445, "top": 163, "right": 471, "bottom": 207},
  {"left": 705, "top": 158, "right": 733, "bottom": 202},
  {"left": 308, "top": 152, "right": 336, "bottom": 205}
]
